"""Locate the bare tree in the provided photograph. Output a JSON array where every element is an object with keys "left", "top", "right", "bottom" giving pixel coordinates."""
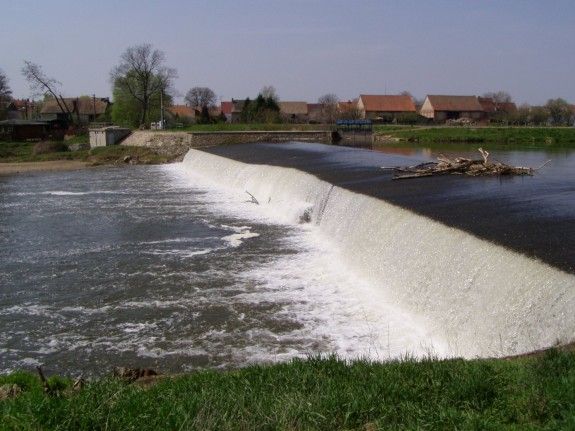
[
  {"left": 21, "top": 61, "right": 73, "bottom": 120},
  {"left": 318, "top": 93, "right": 339, "bottom": 123},
  {"left": 0, "top": 68, "right": 12, "bottom": 101},
  {"left": 260, "top": 85, "right": 279, "bottom": 102},
  {"left": 482, "top": 91, "right": 513, "bottom": 109},
  {"left": 546, "top": 98, "right": 572, "bottom": 126},
  {"left": 185, "top": 87, "right": 217, "bottom": 109},
  {"left": 110, "top": 44, "right": 177, "bottom": 128}
]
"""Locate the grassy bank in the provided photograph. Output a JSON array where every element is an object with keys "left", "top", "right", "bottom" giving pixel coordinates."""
[
  {"left": 374, "top": 126, "right": 575, "bottom": 146},
  {"left": 2, "top": 351, "right": 574, "bottom": 430},
  {"left": 0, "top": 142, "right": 174, "bottom": 165}
]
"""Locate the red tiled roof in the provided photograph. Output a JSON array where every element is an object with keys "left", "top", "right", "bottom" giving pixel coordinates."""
[
  {"left": 426, "top": 95, "right": 483, "bottom": 112},
  {"left": 478, "top": 97, "right": 496, "bottom": 113},
  {"left": 499, "top": 102, "right": 517, "bottom": 114},
  {"left": 221, "top": 101, "right": 233, "bottom": 115},
  {"left": 338, "top": 101, "right": 356, "bottom": 111},
  {"left": 168, "top": 105, "right": 195, "bottom": 118},
  {"left": 359, "top": 95, "right": 416, "bottom": 112}
]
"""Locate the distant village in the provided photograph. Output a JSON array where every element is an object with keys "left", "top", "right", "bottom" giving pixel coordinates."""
[{"left": 3, "top": 93, "right": 575, "bottom": 128}]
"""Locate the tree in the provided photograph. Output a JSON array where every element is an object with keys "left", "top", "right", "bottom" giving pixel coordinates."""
[
  {"left": 260, "top": 85, "right": 279, "bottom": 103},
  {"left": 21, "top": 61, "right": 74, "bottom": 122},
  {"left": 546, "top": 98, "right": 572, "bottom": 126},
  {"left": 0, "top": 68, "right": 11, "bottom": 119},
  {"left": 530, "top": 106, "right": 550, "bottom": 126},
  {"left": 110, "top": 44, "right": 177, "bottom": 128},
  {"left": 482, "top": 91, "right": 513, "bottom": 110},
  {"left": 111, "top": 81, "right": 172, "bottom": 128},
  {"left": 318, "top": 93, "right": 339, "bottom": 123},
  {"left": 0, "top": 68, "right": 11, "bottom": 101},
  {"left": 240, "top": 93, "right": 280, "bottom": 123},
  {"left": 184, "top": 87, "right": 216, "bottom": 109}
]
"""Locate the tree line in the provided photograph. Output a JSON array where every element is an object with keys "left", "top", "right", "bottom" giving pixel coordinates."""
[{"left": 1, "top": 44, "right": 574, "bottom": 127}]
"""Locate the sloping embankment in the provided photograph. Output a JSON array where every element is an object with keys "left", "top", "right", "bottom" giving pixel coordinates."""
[{"left": 122, "top": 130, "right": 331, "bottom": 158}]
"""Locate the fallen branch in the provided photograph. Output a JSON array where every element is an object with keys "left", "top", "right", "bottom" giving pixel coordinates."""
[
  {"left": 245, "top": 191, "right": 259, "bottom": 205},
  {"left": 384, "top": 148, "right": 542, "bottom": 180}
]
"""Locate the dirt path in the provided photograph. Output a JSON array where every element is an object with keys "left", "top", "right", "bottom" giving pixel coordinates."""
[{"left": 0, "top": 160, "right": 89, "bottom": 176}]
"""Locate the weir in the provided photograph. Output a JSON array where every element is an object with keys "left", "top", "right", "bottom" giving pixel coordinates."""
[{"left": 181, "top": 147, "right": 575, "bottom": 359}]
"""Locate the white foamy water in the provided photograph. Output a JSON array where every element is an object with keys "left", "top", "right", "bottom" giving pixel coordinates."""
[{"left": 178, "top": 149, "right": 575, "bottom": 358}]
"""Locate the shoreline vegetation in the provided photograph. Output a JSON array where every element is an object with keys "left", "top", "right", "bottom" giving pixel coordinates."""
[
  {"left": 0, "top": 141, "right": 176, "bottom": 175},
  {"left": 1, "top": 349, "right": 575, "bottom": 430},
  {"left": 1, "top": 126, "right": 574, "bottom": 174}
]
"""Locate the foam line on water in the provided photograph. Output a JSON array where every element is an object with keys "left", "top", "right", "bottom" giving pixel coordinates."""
[{"left": 178, "top": 148, "right": 575, "bottom": 358}]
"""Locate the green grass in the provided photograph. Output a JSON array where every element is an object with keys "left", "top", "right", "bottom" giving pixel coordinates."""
[
  {"left": 1, "top": 350, "right": 575, "bottom": 430},
  {"left": 375, "top": 126, "right": 575, "bottom": 146},
  {"left": 0, "top": 142, "right": 173, "bottom": 164}
]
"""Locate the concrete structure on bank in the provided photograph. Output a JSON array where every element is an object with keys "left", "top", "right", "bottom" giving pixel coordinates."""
[
  {"left": 121, "top": 130, "right": 332, "bottom": 158},
  {"left": 89, "top": 126, "right": 131, "bottom": 148}
]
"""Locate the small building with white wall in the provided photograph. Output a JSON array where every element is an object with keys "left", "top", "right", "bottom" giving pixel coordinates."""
[{"left": 89, "top": 126, "right": 131, "bottom": 148}]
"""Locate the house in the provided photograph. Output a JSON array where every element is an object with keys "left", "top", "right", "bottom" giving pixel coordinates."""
[
  {"left": 420, "top": 95, "right": 485, "bottom": 122},
  {"left": 478, "top": 97, "right": 496, "bottom": 115},
  {"left": 40, "top": 97, "right": 110, "bottom": 123},
  {"left": 231, "top": 99, "right": 247, "bottom": 123},
  {"left": 166, "top": 105, "right": 196, "bottom": 123},
  {"left": 338, "top": 99, "right": 361, "bottom": 119},
  {"left": 357, "top": 94, "right": 416, "bottom": 121},
  {"left": 221, "top": 101, "right": 233, "bottom": 122},
  {"left": 307, "top": 103, "right": 322, "bottom": 123},
  {"left": 0, "top": 119, "right": 49, "bottom": 141},
  {"left": 479, "top": 97, "right": 518, "bottom": 120},
  {"left": 279, "top": 101, "right": 308, "bottom": 123},
  {"left": 6, "top": 99, "right": 39, "bottom": 120}
]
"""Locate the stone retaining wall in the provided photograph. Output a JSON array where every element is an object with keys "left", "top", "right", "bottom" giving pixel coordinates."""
[{"left": 121, "top": 130, "right": 331, "bottom": 158}]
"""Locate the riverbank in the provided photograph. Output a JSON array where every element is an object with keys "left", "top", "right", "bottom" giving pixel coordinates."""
[
  {"left": 0, "top": 143, "right": 176, "bottom": 175},
  {"left": 1, "top": 350, "right": 574, "bottom": 430},
  {"left": 0, "top": 160, "right": 90, "bottom": 176},
  {"left": 374, "top": 125, "right": 575, "bottom": 147}
]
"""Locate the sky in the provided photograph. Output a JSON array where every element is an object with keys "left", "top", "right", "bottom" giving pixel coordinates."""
[{"left": 1, "top": 0, "right": 574, "bottom": 105}]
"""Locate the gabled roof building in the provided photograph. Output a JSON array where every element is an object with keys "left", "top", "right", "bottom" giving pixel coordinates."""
[
  {"left": 357, "top": 95, "right": 416, "bottom": 121},
  {"left": 420, "top": 95, "right": 485, "bottom": 122}
]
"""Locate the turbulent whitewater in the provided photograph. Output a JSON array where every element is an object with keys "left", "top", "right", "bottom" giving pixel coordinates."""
[{"left": 182, "top": 148, "right": 575, "bottom": 358}]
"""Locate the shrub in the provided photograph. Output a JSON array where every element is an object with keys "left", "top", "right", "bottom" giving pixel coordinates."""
[{"left": 32, "top": 141, "right": 69, "bottom": 155}]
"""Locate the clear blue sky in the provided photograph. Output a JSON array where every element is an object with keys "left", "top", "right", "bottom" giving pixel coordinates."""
[{"left": 1, "top": 0, "right": 573, "bottom": 105}]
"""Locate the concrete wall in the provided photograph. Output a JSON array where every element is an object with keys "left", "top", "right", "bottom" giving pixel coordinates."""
[
  {"left": 89, "top": 127, "right": 131, "bottom": 148},
  {"left": 121, "top": 130, "right": 331, "bottom": 158}
]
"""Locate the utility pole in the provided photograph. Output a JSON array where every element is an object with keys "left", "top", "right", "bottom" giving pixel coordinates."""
[
  {"left": 93, "top": 94, "right": 97, "bottom": 123},
  {"left": 160, "top": 90, "right": 164, "bottom": 130}
]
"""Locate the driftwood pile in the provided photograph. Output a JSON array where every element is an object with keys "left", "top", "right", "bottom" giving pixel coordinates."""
[{"left": 384, "top": 148, "right": 549, "bottom": 180}]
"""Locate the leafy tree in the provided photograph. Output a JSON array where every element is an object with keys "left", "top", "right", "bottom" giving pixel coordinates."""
[
  {"left": 318, "top": 93, "right": 339, "bottom": 123},
  {"left": 110, "top": 44, "right": 177, "bottom": 128},
  {"left": 111, "top": 81, "right": 172, "bottom": 128},
  {"left": 510, "top": 104, "right": 531, "bottom": 126},
  {"left": 185, "top": 87, "right": 217, "bottom": 109},
  {"left": 546, "top": 98, "right": 572, "bottom": 126},
  {"left": 530, "top": 106, "right": 550, "bottom": 126},
  {"left": 240, "top": 93, "right": 280, "bottom": 123}
]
